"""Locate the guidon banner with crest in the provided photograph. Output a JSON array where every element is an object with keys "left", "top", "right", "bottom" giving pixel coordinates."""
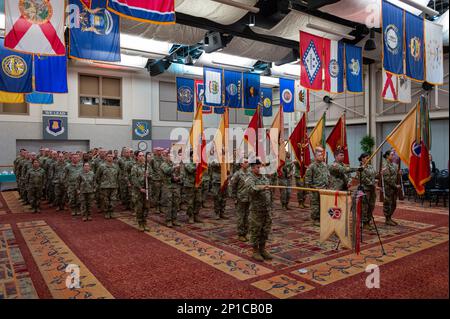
[{"left": 5, "top": 0, "right": 66, "bottom": 55}]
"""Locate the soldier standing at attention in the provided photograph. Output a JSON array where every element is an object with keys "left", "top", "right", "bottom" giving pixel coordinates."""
[
  {"left": 230, "top": 158, "right": 251, "bottom": 242},
  {"left": 278, "top": 152, "right": 294, "bottom": 210},
  {"left": 183, "top": 152, "right": 203, "bottom": 224},
  {"left": 26, "top": 159, "right": 46, "bottom": 213},
  {"left": 95, "top": 151, "right": 119, "bottom": 219},
  {"left": 78, "top": 162, "right": 95, "bottom": 221},
  {"left": 210, "top": 158, "right": 228, "bottom": 220},
  {"left": 64, "top": 153, "right": 83, "bottom": 216},
  {"left": 294, "top": 159, "right": 308, "bottom": 208},
  {"left": 130, "top": 151, "right": 149, "bottom": 232},
  {"left": 305, "top": 147, "right": 330, "bottom": 226},
  {"left": 150, "top": 148, "right": 163, "bottom": 213},
  {"left": 358, "top": 153, "right": 377, "bottom": 230},
  {"left": 14, "top": 149, "right": 27, "bottom": 202},
  {"left": 160, "top": 152, "right": 182, "bottom": 227},
  {"left": 92, "top": 148, "right": 106, "bottom": 212},
  {"left": 247, "top": 159, "right": 273, "bottom": 262},
  {"left": 329, "top": 148, "right": 358, "bottom": 191},
  {"left": 21, "top": 152, "right": 36, "bottom": 205},
  {"left": 45, "top": 151, "right": 58, "bottom": 206},
  {"left": 118, "top": 148, "right": 132, "bottom": 210},
  {"left": 201, "top": 161, "right": 210, "bottom": 208},
  {"left": 52, "top": 153, "right": 67, "bottom": 211},
  {"left": 382, "top": 150, "right": 400, "bottom": 226}
]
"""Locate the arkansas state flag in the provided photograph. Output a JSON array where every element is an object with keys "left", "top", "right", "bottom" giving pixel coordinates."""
[
  {"left": 300, "top": 31, "right": 323, "bottom": 90},
  {"left": 323, "top": 39, "right": 344, "bottom": 93},
  {"left": 5, "top": 0, "right": 65, "bottom": 55},
  {"left": 107, "top": 0, "right": 175, "bottom": 24}
]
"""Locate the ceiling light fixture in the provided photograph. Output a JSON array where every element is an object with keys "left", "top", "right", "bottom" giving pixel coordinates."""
[
  {"left": 248, "top": 14, "right": 256, "bottom": 27},
  {"left": 305, "top": 23, "right": 355, "bottom": 40}
]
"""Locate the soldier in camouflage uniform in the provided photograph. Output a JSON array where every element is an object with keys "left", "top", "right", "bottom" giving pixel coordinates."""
[
  {"left": 210, "top": 160, "right": 228, "bottom": 220},
  {"left": 268, "top": 172, "right": 278, "bottom": 210},
  {"left": 130, "top": 151, "right": 149, "bottom": 231},
  {"left": 14, "top": 149, "right": 27, "bottom": 201},
  {"left": 118, "top": 148, "right": 132, "bottom": 210},
  {"left": 78, "top": 162, "right": 95, "bottom": 221},
  {"left": 382, "top": 150, "right": 399, "bottom": 226},
  {"left": 149, "top": 148, "right": 163, "bottom": 212},
  {"left": 278, "top": 152, "right": 294, "bottom": 210},
  {"left": 45, "top": 151, "right": 58, "bottom": 206},
  {"left": 20, "top": 152, "right": 36, "bottom": 205},
  {"left": 294, "top": 160, "right": 308, "bottom": 208},
  {"left": 95, "top": 152, "right": 119, "bottom": 219},
  {"left": 201, "top": 164, "right": 210, "bottom": 208},
  {"left": 358, "top": 153, "right": 377, "bottom": 230},
  {"left": 247, "top": 159, "right": 273, "bottom": 262},
  {"left": 92, "top": 149, "right": 106, "bottom": 212},
  {"left": 329, "top": 149, "right": 358, "bottom": 191},
  {"left": 52, "top": 153, "right": 67, "bottom": 211},
  {"left": 183, "top": 153, "right": 203, "bottom": 224},
  {"left": 64, "top": 154, "right": 83, "bottom": 216},
  {"left": 305, "top": 147, "right": 330, "bottom": 225},
  {"left": 38, "top": 148, "right": 50, "bottom": 200},
  {"left": 160, "top": 152, "right": 182, "bottom": 227},
  {"left": 26, "top": 159, "right": 46, "bottom": 213},
  {"left": 230, "top": 158, "right": 251, "bottom": 242}
]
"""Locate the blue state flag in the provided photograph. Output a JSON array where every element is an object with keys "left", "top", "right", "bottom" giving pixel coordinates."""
[
  {"left": 69, "top": 0, "right": 121, "bottom": 62},
  {"left": 279, "top": 78, "right": 295, "bottom": 113},
  {"left": 243, "top": 72, "right": 260, "bottom": 109},
  {"left": 345, "top": 44, "right": 363, "bottom": 93},
  {"left": 214, "top": 107, "right": 225, "bottom": 115},
  {"left": 26, "top": 92, "right": 54, "bottom": 104},
  {"left": 34, "top": 55, "right": 68, "bottom": 93},
  {"left": 382, "top": 0, "right": 404, "bottom": 75},
  {"left": 224, "top": 70, "right": 242, "bottom": 108},
  {"left": 0, "top": 39, "right": 32, "bottom": 93},
  {"left": 405, "top": 11, "right": 424, "bottom": 81},
  {"left": 176, "top": 77, "right": 195, "bottom": 113},
  {"left": 261, "top": 87, "right": 273, "bottom": 117}
]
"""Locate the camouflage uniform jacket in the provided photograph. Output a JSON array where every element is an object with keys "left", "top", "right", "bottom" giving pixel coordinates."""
[
  {"left": 279, "top": 158, "right": 293, "bottom": 179},
  {"left": 26, "top": 168, "right": 45, "bottom": 188},
  {"left": 78, "top": 171, "right": 95, "bottom": 193},
  {"left": 329, "top": 161, "right": 357, "bottom": 190},
  {"left": 95, "top": 163, "right": 119, "bottom": 189},
  {"left": 305, "top": 161, "right": 330, "bottom": 189},
  {"left": 230, "top": 169, "right": 251, "bottom": 202},
  {"left": 130, "top": 163, "right": 145, "bottom": 189},
  {"left": 161, "top": 161, "right": 174, "bottom": 186},
  {"left": 210, "top": 161, "right": 221, "bottom": 184},
  {"left": 360, "top": 164, "right": 377, "bottom": 190},
  {"left": 150, "top": 155, "right": 163, "bottom": 181},
  {"left": 183, "top": 162, "right": 196, "bottom": 187},
  {"left": 247, "top": 172, "right": 271, "bottom": 211},
  {"left": 383, "top": 161, "right": 398, "bottom": 189},
  {"left": 64, "top": 163, "right": 83, "bottom": 187},
  {"left": 52, "top": 161, "right": 67, "bottom": 185}
]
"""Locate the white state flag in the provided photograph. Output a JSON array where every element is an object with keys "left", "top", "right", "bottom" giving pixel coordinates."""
[
  {"left": 382, "top": 69, "right": 397, "bottom": 102},
  {"left": 425, "top": 20, "right": 444, "bottom": 85},
  {"left": 398, "top": 75, "right": 411, "bottom": 104},
  {"left": 204, "top": 68, "right": 222, "bottom": 106},
  {"left": 294, "top": 80, "right": 308, "bottom": 112}
]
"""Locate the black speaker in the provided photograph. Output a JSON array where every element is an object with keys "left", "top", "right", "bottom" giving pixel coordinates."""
[
  {"left": 146, "top": 59, "right": 171, "bottom": 77},
  {"left": 422, "top": 81, "right": 434, "bottom": 91},
  {"left": 323, "top": 95, "right": 333, "bottom": 104}
]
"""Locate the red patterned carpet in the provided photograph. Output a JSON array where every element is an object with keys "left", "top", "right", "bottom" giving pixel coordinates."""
[{"left": 0, "top": 190, "right": 448, "bottom": 299}]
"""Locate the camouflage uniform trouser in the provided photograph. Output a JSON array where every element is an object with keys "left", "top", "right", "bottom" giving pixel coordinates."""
[
  {"left": 383, "top": 186, "right": 397, "bottom": 219},
  {"left": 120, "top": 179, "right": 131, "bottom": 209},
  {"left": 53, "top": 183, "right": 65, "bottom": 209},
  {"left": 100, "top": 188, "right": 118, "bottom": 216},
  {"left": 278, "top": 178, "right": 291, "bottom": 205},
  {"left": 152, "top": 180, "right": 162, "bottom": 211},
  {"left": 295, "top": 177, "right": 306, "bottom": 204},
  {"left": 161, "top": 185, "right": 181, "bottom": 222},
  {"left": 362, "top": 186, "right": 376, "bottom": 224},
  {"left": 132, "top": 188, "right": 146, "bottom": 225},
  {"left": 310, "top": 192, "right": 320, "bottom": 221},
  {"left": 237, "top": 201, "right": 250, "bottom": 236},
  {"left": 185, "top": 186, "right": 202, "bottom": 217},
  {"left": 20, "top": 178, "right": 28, "bottom": 203},
  {"left": 249, "top": 209, "right": 272, "bottom": 247},
  {"left": 27, "top": 186, "right": 42, "bottom": 210},
  {"left": 211, "top": 183, "right": 226, "bottom": 215},
  {"left": 201, "top": 180, "right": 210, "bottom": 204},
  {"left": 80, "top": 193, "right": 94, "bottom": 218},
  {"left": 67, "top": 184, "right": 80, "bottom": 214}
]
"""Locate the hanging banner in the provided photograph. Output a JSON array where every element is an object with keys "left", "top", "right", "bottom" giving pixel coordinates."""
[
  {"left": 0, "top": 91, "right": 25, "bottom": 103},
  {"left": 261, "top": 87, "right": 273, "bottom": 117},
  {"left": 382, "top": 0, "right": 404, "bottom": 75},
  {"left": 323, "top": 39, "right": 344, "bottom": 93},
  {"left": 295, "top": 81, "right": 309, "bottom": 113},
  {"left": 425, "top": 19, "right": 444, "bottom": 85},
  {"left": 34, "top": 55, "right": 68, "bottom": 93},
  {"left": 42, "top": 111, "right": 68, "bottom": 140},
  {"left": 398, "top": 75, "right": 411, "bottom": 104},
  {"left": 203, "top": 67, "right": 222, "bottom": 107},
  {"left": 382, "top": 69, "right": 397, "bottom": 102},
  {"left": 194, "top": 79, "right": 212, "bottom": 114},
  {"left": 107, "top": 0, "right": 175, "bottom": 24},
  {"left": 0, "top": 39, "right": 32, "bottom": 93},
  {"left": 224, "top": 69, "right": 242, "bottom": 108},
  {"left": 345, "top": 44, "right": 363, "bottom": 93},
  {"left": 405, "top": 11, "right": 424, "bottom": 81},
  {"left": 26, "top": 92, "right": 54, "bottom": 104},
  {"left": 300, "top": 31, "right": 323, "bottom": 90},
  {"left": 69, "top": 0, "right": 121, "bottom": 62},
  {"left": 176, "top": 77, "right": 195, "bottom": 113},
  {"left": 279, "top": 78, "right": 295, "bottom": 113},
  {"left": 243, "top": 72, "right": 260, "bottom": 109}
]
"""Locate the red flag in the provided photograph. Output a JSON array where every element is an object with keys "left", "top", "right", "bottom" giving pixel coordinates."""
[
  {"left": 289, "top": 113, "right": 311, "bottom": 177},
  {"left": 300, "top": 31, "right": 324, "bottom": 90},
  {"left": 409, "top": 141, "right": 431, "bottom": 195},
  {"left": 326, "top": 115, "right": 349, "bottom": 164},
  {"left": 81, "top": 0, "right": 92, "bottom": 8},
  {"left": 244, "top": 105, "right": 264, "bottom": 158},
  {"left": 190, "top": 103, "right": 206, "bottom": 188}
]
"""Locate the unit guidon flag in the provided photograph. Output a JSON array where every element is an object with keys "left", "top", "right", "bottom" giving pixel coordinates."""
[
  {"left": 107, "top": 0, "right": 175, "bottom": 24},
  {"left": 5, "top": 0, "right": 65, "bottom": 55}
]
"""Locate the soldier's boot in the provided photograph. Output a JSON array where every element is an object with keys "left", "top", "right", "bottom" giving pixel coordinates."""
[
  {"left": 219, "top": 212, "right": 229, "bottom": 219},
  {"left": 194, "top": 215, "right": 203, "bottom": 223},
  {"left": 82, "top": 216, "right": 87, "bottom": 222},
  {"left": 238, "top": 235, "right": 248, "bottom": 242},
  {"left": 88, "top": 216, "right": 93, "bottom": 221},
  {"left": 36, "top": 207, "right": 41, "bottom": 213},
  {"left": 390, "top": 219, "right": 398, "bottom": 226},
  {"left": 252, "top": 246, "right": 264, "bottom": 262},
  {"left": 166, "top": 221, "right": 173, "bottom": 228},
  {"left": 138, "top": 222, "right": 145, "bottom": 232},
  {"left": 363, "top": 222, "right": 374, "bottom": 231},
  {"left": 143, "top": 223, "right": 150, "bottom": 232},
  {"left": 71, "top": 209, "right": 77, "bottom": 216},
  {"left": 188, "top": 216, "right": 195, "bottom": 224},
  {"left": 56, "top": 207, "right": 61, "bottom": 212},
  {"left": 172, "top": 220, "right": 181, "bottom": 227},
  {"left": 285, "top": 203, "right": 291, "bottom": 210},
  {"left": 260, "top": 245, "right": 273, "bottom": 261},
  {"left": 299, "top": 201, "right": 305, "bottom": 209},
  {"left": 32, "top": 207, "right": 37, "bottom": 214},
  {"left": 385, "top": 218, "right": 397, "bottom": 226}
]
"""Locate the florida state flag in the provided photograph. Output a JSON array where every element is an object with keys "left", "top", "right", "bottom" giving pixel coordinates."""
[
  {"left": 5, "top": 0, "right": 65, "bottom": 55},
  {"left": 300, "top": 31, "right": 323, "bottom": 90},
  {"left": 326, "top": 115, "right": 349, "bottom": 164}
]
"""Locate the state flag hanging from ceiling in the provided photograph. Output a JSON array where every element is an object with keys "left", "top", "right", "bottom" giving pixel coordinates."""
[
  {"left": 69, "top": 0, "right": 121, "bottom": 62},
  {"left": 398, "top": 75, "right": 411, "bottom": 104},
  {"left": 382, "top": 0, "right": 404, "bottom": 75},
  {"left": 204, "top": 67, "right": 222, "bottom": 107},
  {"left": 0, "top": 39, "right": 32, "bottom": 93},
  {"left": 295, "top": 81, "right": 309, "bottom": 113},
  {"left": 425, "top": 19, "right": 444, "bottom": 85},
  {"left": 261, "top": 87, "right": 273, "bottom": 117},
  {"left": 300, "top": 31, "right": 323, "bottom": 90},
  {"left": 279, "top": 78, "right": 295, "bottom": 113},
  {"left": 323, "top": 39, "right": 344, "bottom": 93},
  {"left": 405, "top": 11, "right": 424, "bottom": 81},
  {"left": 224, "top": 70, "right": 242, "bottom": 108},
  {"left": 243, "top": 72, "right": 260, "bottom": 109},
  {"left": 345, "top": 44, "right": 363, "bottom": 93},
  {"left": 107, "top": 0, "right": 175, "bottom": 25},
  {"left": 4, "top": 0, "right": 65, "bottom": 55},
  {"left": 195, "top": 79, "right": 212, "bottom": 114},
  {"left": 176, "top": 77, "right": 195, "bottom": 113},
  {"left": 34, "top": 55, "right": 68, "bottom": 93},
  {"left": 214, "top": 107, "right": 225, "bottom": 115},
  {"left": 26, "top": 92, "right": 54, "bottom": 104},
  {"left": 382, "top": 69, "right": 398, "bottom": 102},
  {"left": 0, "top": 91, "right": 25, "bottom": 103}
]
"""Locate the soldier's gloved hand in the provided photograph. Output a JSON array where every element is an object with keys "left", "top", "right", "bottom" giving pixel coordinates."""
[{"left": 357, "top": 166, "right": 364, "bottom": 172}]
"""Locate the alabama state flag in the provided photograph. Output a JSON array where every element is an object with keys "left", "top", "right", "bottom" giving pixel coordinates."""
[
  {"left": 5, "top": 0, "right": 65, "bottom": 55},
  {"left": 300, "top": 31, "right": 323, "bottom": 90}
]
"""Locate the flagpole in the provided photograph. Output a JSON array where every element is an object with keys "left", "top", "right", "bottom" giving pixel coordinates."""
[{"left": 265, "top": 185, "right": 350, "bottom": 195}]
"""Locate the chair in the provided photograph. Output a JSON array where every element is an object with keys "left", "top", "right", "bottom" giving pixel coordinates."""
[
  {"left": 423, "top": 173, "right": 441, "bottom": 207},
  {"left": 436, "top": 171, "right": 449, "bottom": 207}
]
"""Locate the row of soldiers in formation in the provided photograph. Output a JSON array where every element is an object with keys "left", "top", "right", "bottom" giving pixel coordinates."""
[{"left": 13, "top": 145, "right": 401, "bottom": 262}]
